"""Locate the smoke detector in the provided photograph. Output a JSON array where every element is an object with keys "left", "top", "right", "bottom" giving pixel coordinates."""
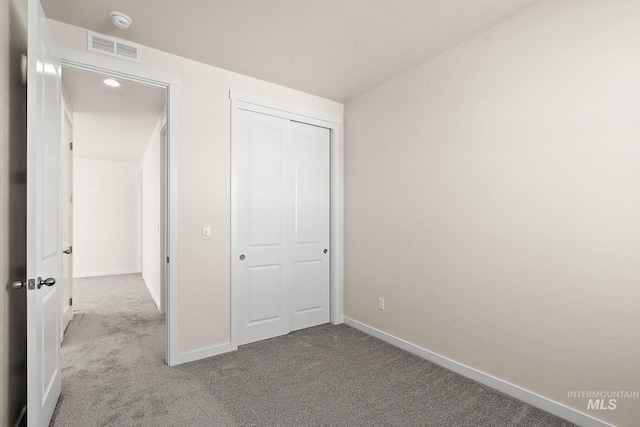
[{"left": 109, "top": 11, "right": 133, "bottom": 29}]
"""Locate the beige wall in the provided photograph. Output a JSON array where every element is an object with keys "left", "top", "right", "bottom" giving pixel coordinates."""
[
  {"left": 0, "top": 0, "right": 28, "bottom": 424},
  {"left": 344, "top": 0, "right": 640, "bottom": 426},
  {"left": 48, "top": 19, "right": 344, "bottom": 354}
]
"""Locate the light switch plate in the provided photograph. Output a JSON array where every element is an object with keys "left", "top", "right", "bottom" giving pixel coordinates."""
[{"left": 202, "top": 226, "right": 212, "bottom": 240}]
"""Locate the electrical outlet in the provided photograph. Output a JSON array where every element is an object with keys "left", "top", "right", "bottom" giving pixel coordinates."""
[{"left": 378, "top": 297, "right": 385, "bottom": 310}]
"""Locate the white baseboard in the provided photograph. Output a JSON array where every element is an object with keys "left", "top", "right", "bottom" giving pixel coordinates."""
[
  {"left": 62, "top": 303, "right": 72, "bottom": 320},
  {"left": 173, "top": 342, "right": 234, "bottom": 366},
  {"left": 343, "top": 317, "right": 611, "bottom": 427},
  {"left": 14, "top": 406, "right": 26, "bottom": 427},
  {"left": 61, "top": 304, "right": 73, "bottom": 341},
  {"left": 142, "top": 276, "right": 162, "bottom": 314},
  {"left": 73, "top": 269, "right": 141, "bottom": 278}
]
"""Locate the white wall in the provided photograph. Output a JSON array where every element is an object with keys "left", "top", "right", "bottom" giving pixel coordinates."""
[
  {"left": 73, "top": 158, "right": 141, "bottom": 277},
  {"left": 49, "top": 19, "right": 344, "bottom": 355},
  {"left": 344, "top": 1, "right": 640, "bottom": 426},
  {"left": 141, "top": 112, "right": 165, "bottom": 312}
]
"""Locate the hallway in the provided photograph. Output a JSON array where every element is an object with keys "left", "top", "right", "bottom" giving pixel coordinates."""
[{"left": 49, "top": 274, "right": 231, "bottom": 426}]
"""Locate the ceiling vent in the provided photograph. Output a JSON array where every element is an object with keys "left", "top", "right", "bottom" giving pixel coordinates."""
[{"left": 87, "top": 31, "right": 141, "bottom": 62}]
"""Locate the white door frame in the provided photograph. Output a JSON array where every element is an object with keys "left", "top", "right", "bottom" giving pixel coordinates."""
[
  {"left": 60, "top": 96, "right": 74, "bottom": 338},
  {"left": 57, "top": 47, "right": 181, "bottom": 366},
  {"left": 230, "top": 90, "right": 344, "bottom": 350}
]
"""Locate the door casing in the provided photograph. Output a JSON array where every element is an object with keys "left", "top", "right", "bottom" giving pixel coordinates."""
[
  {"left": 56, "top": 46, "right": 181, "bottom": 366},
  {"left": 60, "top": 101, "right": 73, "bottom": 338}
]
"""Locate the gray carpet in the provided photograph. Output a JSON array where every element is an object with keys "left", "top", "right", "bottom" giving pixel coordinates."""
[{"left": 51, "top": 274, "right": 575, "bottom": 427}]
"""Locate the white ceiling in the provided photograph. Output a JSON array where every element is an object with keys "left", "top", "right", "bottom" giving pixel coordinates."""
[
  {"left": 62, "top": 68, "right": 165, "bottom": 163},
  {"left": 43, "top": 0, "right": 544, "bottom": 102}
]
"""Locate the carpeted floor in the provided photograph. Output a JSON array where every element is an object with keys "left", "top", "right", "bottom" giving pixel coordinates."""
[{"left": 51, "top": 274, "right": 575, "bottom": 427}]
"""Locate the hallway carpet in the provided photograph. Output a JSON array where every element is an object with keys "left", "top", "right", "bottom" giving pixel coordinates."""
[{"left": 51, "top": 274, "right": 574, "bottom": 426}]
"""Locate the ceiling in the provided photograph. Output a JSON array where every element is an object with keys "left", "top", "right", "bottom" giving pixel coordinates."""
[
  {"left": 62, "top": 68, "right": 166, "bottom": 163},
  {"left": 43, "top": 0, "right": 544, "bottom": 103}
]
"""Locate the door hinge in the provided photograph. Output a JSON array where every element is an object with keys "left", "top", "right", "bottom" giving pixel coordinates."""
[
  {"left": 27, "top": 278, "right": 35, "bottom": 290},
  {"left": 166, "top": 256, "right": 170, "bottom": 263},
  {"left": 69, "top": 142, "right": 73, "bottom": 150},
  {"left": 70, "top": 297, "right": 73, "bottom": 305},
  {"left": 69, "top": 193, "right": 73, "bottom": 203}
]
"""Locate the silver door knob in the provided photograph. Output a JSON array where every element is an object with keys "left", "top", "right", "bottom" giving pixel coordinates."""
[
  {"left": 323, "top": 249, "right": 328, "bottom": 254},
  {"left": 37, "top": 277, "right": 56, "bottom": 289},
  {"left": 239, "top": 254, "right": 245, "bottom": 261},
  {"left": 12, "top": 281, "right": 25, "bottom": 289}
]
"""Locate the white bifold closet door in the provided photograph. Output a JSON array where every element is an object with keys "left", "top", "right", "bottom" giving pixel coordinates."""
[{"left": 234, "top": 109, "right": 330, "bottom": 346}]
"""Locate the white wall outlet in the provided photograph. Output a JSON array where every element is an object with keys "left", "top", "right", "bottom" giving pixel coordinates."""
[
  {"left": 202, "top": 226, "right": 212, "bottom": 240},
  {"left": 378, "top": 297, "right": 385, "bottom": 310}
]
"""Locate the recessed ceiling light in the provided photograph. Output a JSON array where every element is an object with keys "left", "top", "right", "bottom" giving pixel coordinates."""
[
  {"left": 103, "top": 78, "right": 121, "bottom": 88},
  {"left": 109, "top": 11, "right": 133, "bottom": 29}
]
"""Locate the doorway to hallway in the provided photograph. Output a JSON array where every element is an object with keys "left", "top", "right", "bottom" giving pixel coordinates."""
[{"left": 59, "top": 66, "right": 168, "bottom": 359}]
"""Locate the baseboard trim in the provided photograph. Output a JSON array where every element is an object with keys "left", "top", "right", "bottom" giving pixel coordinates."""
[
  {"left": 62, "top": 303, "right": 72, "bottom": 320},
  {"left": 343, "top": 317, "right": 611, "bottom": 427},
  {"left": 142, "top": 276, "right": 162, "bottom": 313},
  {"left": 61, "top": 303, "right": 73, "bottom": 340},
  {"left": 173, "top": 342, "right": 233, "bottom": 366},
  {"left": 14, "top": 406, "right": 26, "bottom": 427},
  {"left": 73, "top": 269, "right": 141, "bottom": 278}
]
